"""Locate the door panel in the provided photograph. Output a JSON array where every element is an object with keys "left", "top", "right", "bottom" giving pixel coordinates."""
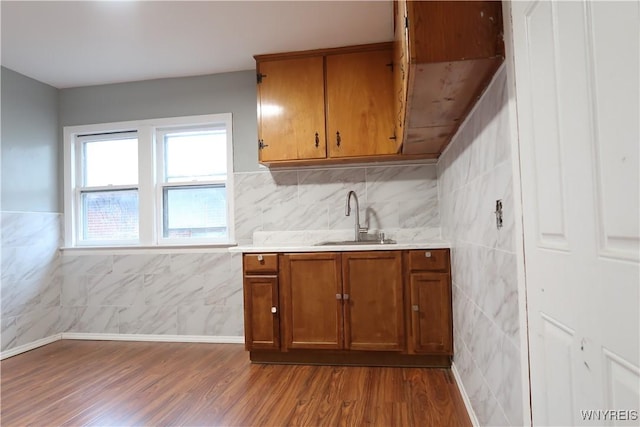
[
  {"left": 540, "top": 313, "right": 576, "bottom": 425},
  {"left": 257, "top": 57, "right": 326, "bottom": 162},
  {"left": 281, "top": 253, "right": 343, "bottom": 350},
  {"left": 603, "top": 349, "right": 640, "bottom": 423},
  {"left": 588, "top": 2, "right": 640, "bottom": 262},
  {"left": 524, "top": 0, "right": 570, "bottom": 251},
  {"left": 510, "top": 1, "right": 639, "bottom": 425}
]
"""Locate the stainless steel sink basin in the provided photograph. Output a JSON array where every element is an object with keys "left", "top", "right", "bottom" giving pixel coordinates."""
[{"left": 315, "top": 239, "right": 397, "bottom": 246}]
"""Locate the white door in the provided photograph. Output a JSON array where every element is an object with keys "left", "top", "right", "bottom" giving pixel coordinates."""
[{"left": 510, "top": 1, "right": 640, "bottom": 425}]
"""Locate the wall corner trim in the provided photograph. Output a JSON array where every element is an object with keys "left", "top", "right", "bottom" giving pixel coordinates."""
[
  {"left": 60, "top": 333, "right": 245, "bottom": 344},
  {"left": 1, "top": 333, "right": 245, "bottom": 360},
  {"left": 451, "top": 361, "right": 480, "bottom": 427},
  {"left": 0, "top": 334, "right": 62, "bottom": 360}
]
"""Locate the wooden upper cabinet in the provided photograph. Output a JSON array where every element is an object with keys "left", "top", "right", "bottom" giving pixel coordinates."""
[
  {"left": 257, "top": 56, "right": 326, "bottom": 162},
  {"left": 255, "top": 43, "right": 419, "bottom": 167},
  {"left": 394, "top": 0, "right": 504, "bottom": 156},
  {"left": 326, "top": 48, "right": 396, "bottom": 158},
  {"left": 342, "top": 251, "right": 404, "bottom": 351},
  {"left": 407, "top": 1, "right": 504, "bottom": 63}
]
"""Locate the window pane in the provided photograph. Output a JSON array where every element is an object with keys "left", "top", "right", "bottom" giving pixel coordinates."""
[
  {"left": 163, "top": 185, "right": 227, "bottom": 239},
  {"left": 82, "top": 190, "right": 139, "bottom": 241},
  {"left": 84, "top": 137, "right": 138, "bottom": 186},
  {"left": 164, "top": 130, "right": 226, "bottom": 183}
]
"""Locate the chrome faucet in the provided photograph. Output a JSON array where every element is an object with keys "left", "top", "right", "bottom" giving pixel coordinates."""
[{"left": 345, "top": 190, "right": 368, "bottom": 241}]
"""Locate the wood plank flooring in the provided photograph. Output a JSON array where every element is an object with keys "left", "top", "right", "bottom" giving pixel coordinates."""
[{"left": 0, "top": 340, "right": 471, "bottom": 426}]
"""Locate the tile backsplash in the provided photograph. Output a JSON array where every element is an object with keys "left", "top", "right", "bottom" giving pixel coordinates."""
[{"left": 234, "top": 163, "right": 440, "bottom": 244}]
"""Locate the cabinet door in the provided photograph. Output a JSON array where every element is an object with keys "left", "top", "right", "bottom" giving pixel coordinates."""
[
  {"left": 393, "top": 0, "right": 409, "bottom": 152},
  {"left": 257, "top": 57, "right": 326, "bottom": 162},
  {"left": 409, "top": 273, "right": 452, "bottom": 354},
  {"left": 326, "top": 48, "right": 396, "bottom": 158},
  {"left": 406, "top": 1, "right": 503, "bottom": 63},
  {"left": 280, "top": 253, "right": 343, "bottom": 350},
  {"left": 342, "top": 251, "right": 404, "bottom": 351},
  {"left": 243, "top": 276, "right": 280, "bottom": 350}
]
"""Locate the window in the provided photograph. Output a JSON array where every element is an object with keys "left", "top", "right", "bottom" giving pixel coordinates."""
[
  {"left": 77, "top": 132, "right": 139, "bottom": 244},
  {"left": 157, "top": 127, "right": 229, "bottom": 242},
  {"left": 64, "top": 114, "right": 234, "bottom": 247}
]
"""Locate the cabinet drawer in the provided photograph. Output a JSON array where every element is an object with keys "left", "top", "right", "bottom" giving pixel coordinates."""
[
  {"left": 408, "top": 249, "right": 449, "bottom": 272},
  {"left": 244, "top": 254, "right": 278, "bottom": 274}
]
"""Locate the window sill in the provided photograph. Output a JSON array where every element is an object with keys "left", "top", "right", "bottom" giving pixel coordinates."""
[{"left": 60, "top": 243, "right": 238, "bottom": 255}]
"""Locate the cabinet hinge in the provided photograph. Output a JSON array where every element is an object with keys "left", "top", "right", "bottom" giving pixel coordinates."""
[
  {"left": 258, "top": 139, "right": 269, "bottom": 150},
  {"left": 257, "top": 73, "right": 266, "bottom": 84},
  {"left": 405, "top": 15, "right": 409, "bottom": 29},
  {"left": 386, "top": 62, "right": 394, "bottom": 72}
]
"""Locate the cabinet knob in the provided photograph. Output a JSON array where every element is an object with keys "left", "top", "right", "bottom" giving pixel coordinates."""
[
  {"left": 271, "top": 306, "right": 277, "bottom": 314},
  {"left": 343, "top": 294, "right": 350, "bottom": 301},
  {"left": 412, "top": 305, "right": 419, "bottom": 312},
  {"left": 336, "top": 293, "right": 343, "bottom": 300},
  {"left": 424, "top": 251, "right": 432, "bottom": 258},
  {"left": 257, "top": 254, "right": 264, "bottom": 262},
  {"left": 336, "top": 131, "right": 341, "bottom": 147}
]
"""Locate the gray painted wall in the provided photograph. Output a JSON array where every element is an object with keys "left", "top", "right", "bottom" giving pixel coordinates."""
[
  {"left": 59, "top": 70, "right": 261, "bottom": 173},
  {"left": 1, "top": 67, "right": 61, "bottom": 213}
]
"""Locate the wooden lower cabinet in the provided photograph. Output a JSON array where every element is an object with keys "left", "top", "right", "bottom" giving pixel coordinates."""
[
  {"left": 342, "top": 251, "right": 404, "bottom": 351},
  {"left": 243, "top": 276, "right": 279, "bottom": 350},
  {"left": 409, "top": 273, "right": 453, "bottom": 354},
  {"left": 280, "top": 252, "right": 404, "bottom": 352},
  {"left": 280, "top": 253, "right": 343, "bottom": 350},
  {"left": 242, "top": 249, "right": 452, "bottom": 366}
]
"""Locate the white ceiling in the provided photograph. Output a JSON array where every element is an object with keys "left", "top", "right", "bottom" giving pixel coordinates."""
[{"left": 1, "top": 1, "right": 393, "bottom": 89}]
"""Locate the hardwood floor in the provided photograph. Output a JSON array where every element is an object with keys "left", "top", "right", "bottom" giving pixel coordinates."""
[{"left": 1, "top": 340, "right": 471, "bottom": 426}]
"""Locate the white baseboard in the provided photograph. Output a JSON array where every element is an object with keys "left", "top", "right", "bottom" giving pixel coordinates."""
[
  {"left": 452, "top": 361, "right": 480, "bottom": 427},
  {"left": 1, "top": 333, "right": 244, "bottom": 359},
  {"left": 61, "top": 333, "right": 244, "bottom": 344},
  {"left": 0, "top": 334, "right": 62, "bottom": 360}
]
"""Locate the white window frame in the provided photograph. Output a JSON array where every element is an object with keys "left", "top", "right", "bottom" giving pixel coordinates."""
[
  {"left": 155, "top": 125, "right": 230, "bottom": 245},
  {"left": 63, "top": 113, "right": 235, "bottom": 248},
  {"left": 74, "top": 130, "right": 140, "bottom": 246}
]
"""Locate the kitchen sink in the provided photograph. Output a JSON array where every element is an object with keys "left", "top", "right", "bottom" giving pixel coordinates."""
[{"left": 315, "top": 239, "right": 397, "bottom": 246}]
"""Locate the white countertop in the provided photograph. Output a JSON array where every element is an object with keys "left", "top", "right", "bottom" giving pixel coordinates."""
[{"left": 229, "top": 239, "right": 450, "bottom": 253}]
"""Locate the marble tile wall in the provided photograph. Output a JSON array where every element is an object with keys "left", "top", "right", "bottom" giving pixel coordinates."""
[
  {"left": 2, "top": 162, "right": 440, "bottom": 350},
  {"left": 233, "top": 163, "right": 441, "bottom": 245},
  {"left": 56, "top": 163, "right": 439, "bottom": 339},
  {"left": 59, "top": 251, "right": 243, "bottom": 337},
  {"left": 1, "top": 212, "right": 63, "bottom": 352},
  {"left": 437, "top": 66, "right": 524, "bottom": 426},
  {"left": 56, "top": 163, "right": 439, "bottom": 338}
]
